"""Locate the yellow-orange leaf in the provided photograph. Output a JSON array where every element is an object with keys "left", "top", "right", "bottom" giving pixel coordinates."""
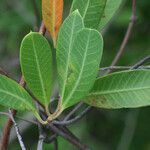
[{"left": 42, "top": 0, "right": 63, "bottom": 47}]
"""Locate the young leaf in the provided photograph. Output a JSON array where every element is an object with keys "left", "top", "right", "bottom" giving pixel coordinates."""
[
  {"left": 20, "top": 32, "right": 53, "bottom": 108},
  {"left": 57, "top": 27, "right": 103, "bottom": 109},
  {"left": 0, "top": 75, "right": 36, "bottom": 111},
  {"left": 42, "top": 0, "right": 63, "bottom": 46},
  {"left": 86, "top": 70, "right": 150, "bottom": 109},
  {"left": 99, "top": 0, "right": 122, "bottom": 30},
  {"left": 70, "top": 0, "right": 107, "bottom": 29}
]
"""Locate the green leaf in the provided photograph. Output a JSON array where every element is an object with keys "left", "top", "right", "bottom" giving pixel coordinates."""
[
  {"left": 20, "top": 32, "right": 53, "bottom": 107},
  {"left": 57, "top": 26, "right": 103, "bottom": 108},
  {"left": 99, "top": 0, "right": 123, "bottom": 30},
  {"left": 70, "top": 0, "right": 107, "bottom": 29},
  {"left": 0, "top": 75, "right": 36, "bottom": 111},
  {"left": 86, "top": 70, "right": 150, "bottom": 109},
  {"left": 56, "top": 10, "right": 84, "bottom": 109}
]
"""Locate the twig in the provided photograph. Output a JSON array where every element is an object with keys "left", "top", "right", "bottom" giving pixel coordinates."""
[
  {"left": 37, "top": 138, "right": 44, "bottom": 150},
  {"left": 36, "top": 104, "right": 46, "bottom": 150},
  {"left": 8, "top": 110, "right": 26, "bottom": 150},
  {"left": 63, "top": 102, "right": 84, "bottom": 121},
  {"left": 131, "top": 55, "right": 150, "bottom": 69},
  {"left": 53, "top": 106, "right": 91, "bottom": 126},
  {"left": 48, "top": 123, "right": 90, "bottom": 150},
  {"left": 39, "top": 22, "right": 46, "bottom": 35},
  {"left": 106, "top": 0, "right": 137, "bottom": 74},
  {"left": 39, "top": 108, "right": 90, "bottom": 149}
]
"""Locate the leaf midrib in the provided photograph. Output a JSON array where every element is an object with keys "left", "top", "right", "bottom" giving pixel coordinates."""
[
  {"left": 83, "top": 0, "right": 90, "bottom": 19},
  {"left": 90, "top": 86, "right": 150, "bottom": 95},
  {"left": 63, "top": 30, "right": 91, "bottom": 106},
  {"left": 32, "top": 35, "right": 47, "bottom": 105}
]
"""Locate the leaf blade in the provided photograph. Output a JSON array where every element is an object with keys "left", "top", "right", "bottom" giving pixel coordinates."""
[
  {"left": 0, "top": 75, "right": 36, "bottom": 111},
  {"left": 42, "top": 0, "right": 63, "bottom": 45},
  {"left": 20, "top": 32, "right": 53, "bottom": 107},
  {"left": 62, "top": 28, "right": 103, "bottom": 108},
  {"left": 70, "top": 0, "right": 107, "bottom": 29},
  {"left": 56, "top": 10, "right": 84, "bottom": 108},
  {"left": 86, "top": 70, "right": 150, "bottom": 108},
  {"left": 99, "top": 0, "right": 123, "bottom": 30}
]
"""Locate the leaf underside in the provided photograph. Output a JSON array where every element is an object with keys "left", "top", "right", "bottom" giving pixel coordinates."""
[
  {"left": 0, "top": 75, "right": 36, "bottom": 111},
  {"left": 42, "top": 0, "right": 63, "bottom": 44},
  {"left": 57, "top": 11, "right": 103, "bottom": 109},
  {"left": 20, "top": 32, "right": 53, "bottom": 107},
  {"left": 56, "top": 11, "right": 84, "bottom": 109},
  {"left": 71, "top": 0, "right": 107, "bottom": 29},
  {"left": 86, "top": 70, "right": 150, "bottom": 109}
]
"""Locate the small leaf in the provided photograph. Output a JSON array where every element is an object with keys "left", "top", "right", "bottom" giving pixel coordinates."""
[
  {"left": 42, "top": 0, "right": 64, "bottom": 46},
  {"left": 86, "top": 70, "right": 150, "bottom": 109},
  {"left": 0, "top": 75, "right": 36, "bottom": 111},
  {"left": 70, "top": 0, "right": 107, "bottom": 29},
  {"left": 99, "top": 0, "right": 123, "bottom": 30},
  {"left": 20, "top": 32, "right": 53, "bottom": 108},
  {"left": 57, "top": 26, "right": 103, "bottom": 108}
]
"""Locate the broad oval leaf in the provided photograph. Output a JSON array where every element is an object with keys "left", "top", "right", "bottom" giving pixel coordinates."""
[
  {"left": 86, "top": 70, "right": 150, "bottom": 109},
  {"left": 99, "top": 0, "right": 122, "bottom": 30},
  {"left": 70, "top": 0, "right": 106, "bottom": 29},
  {"left": 57, "top": 27, "right": 103, "bottom": 109},
  {"left": 42, "top": 0, "right": 63, "bottom": 46},
  {"left": 0, "top": 75, "right": 36, "bottom": 111},
  {"left": 20, "top": 32, "right": 53, "bottom": 107}
]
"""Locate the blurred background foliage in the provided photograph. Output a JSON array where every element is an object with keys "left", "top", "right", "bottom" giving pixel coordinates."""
[{"left": 0, "top": 0, "right": 150, "bottom": 150}]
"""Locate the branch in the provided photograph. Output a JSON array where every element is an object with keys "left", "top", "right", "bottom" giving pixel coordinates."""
[
  {"left": 106, "top": 0, "right": 137, "bottom": 74},
  {"left": 131, "top": 55, "right": 150, "bottom": 69},
  {"left": 63, "top": 102, "right": 84, "bottom": 121},
  {"left": 36, "top": 104, "right": 46, "bottom": 150},
  {"left": 0, "top": 111, "right": 27, "bottom": 150},
  {"left": 48, "top": 123, "right": 90, "bottom": 150},
  {"left": 38, "top": 107, "right": 90, "bottom": 150},
  {"left": 53, "top": 106, "right": 91, "bottom": 126},
  {"left": 9, "top": 110, "right": 26, "bottom": 150}
]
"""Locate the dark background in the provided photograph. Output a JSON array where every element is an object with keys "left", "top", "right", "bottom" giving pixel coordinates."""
[{"left": 0, "top": 0, "right": 150, "bottom": 149}]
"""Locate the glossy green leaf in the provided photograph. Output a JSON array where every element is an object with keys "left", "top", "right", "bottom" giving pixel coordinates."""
[
  {"left": 57, "top": 23, "right": 103, "bottom": 108},
  {"left": 99, "top": 0, "right": 123, "bottom": 30},
  {"left": 86, "top": 70, "right": 150, "bottom": 109},
  {"left": 70, "top": 0, "right": 106, "bottom": 29},
  {"left": 20, "top": 32, "right": 53, "bottom": 107},
  {"left": 0, "top": 75, "right": 36, "bottom": 111}
]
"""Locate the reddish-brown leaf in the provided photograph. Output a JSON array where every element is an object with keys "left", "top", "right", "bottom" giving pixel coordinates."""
[{"left": 42, "top": 0, "right": 63, "bottom": 46}]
